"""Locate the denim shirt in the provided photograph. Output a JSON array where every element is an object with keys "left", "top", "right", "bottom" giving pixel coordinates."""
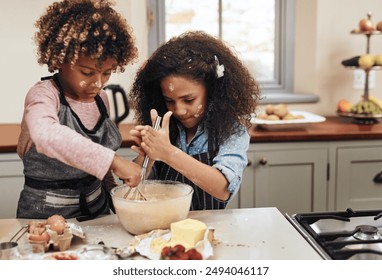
[{"left": 174, "top": 122, "right": 249, "bottom": 198}]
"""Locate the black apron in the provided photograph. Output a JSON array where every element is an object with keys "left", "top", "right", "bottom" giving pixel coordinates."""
[
  {"left": 17, "top": 74, "right": 121, "bottom": 221},
  {"left": 154, "top": 136, "right": 228, "bottom": 210}
]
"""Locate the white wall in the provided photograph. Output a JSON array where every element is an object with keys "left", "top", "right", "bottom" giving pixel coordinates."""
[
  {"left": 0, "top": 0, "right": 147, "bottom": 124},
  {"left": 1, "top": 0, "right": 382, "bottom": 123}
]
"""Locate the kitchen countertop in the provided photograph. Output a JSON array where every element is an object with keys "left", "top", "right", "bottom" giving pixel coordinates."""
[
  {"left": 1, "top": 117, "right": 382, "bottom": 153},
  {"left": 0, "top": 207, "right": 323, "bottom": 260},
  {"left": 249, "top": 116, "right": 382, "bottom": 142}
]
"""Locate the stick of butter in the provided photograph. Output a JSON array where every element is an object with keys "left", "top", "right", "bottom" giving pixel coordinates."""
[{"left": 167, "top": 218, "right": 207, "bottom": 249}]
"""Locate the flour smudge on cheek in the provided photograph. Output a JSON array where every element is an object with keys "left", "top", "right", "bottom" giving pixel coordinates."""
[
  {"left": 80, "top": 81, "right": 87, "bottom": 88},
  {"left": 194, "top": 104, "right": 203, "bottom": 118}
]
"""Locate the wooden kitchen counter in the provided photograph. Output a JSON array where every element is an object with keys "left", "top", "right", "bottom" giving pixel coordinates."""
[
  {"left": 250, "top": 116, "right": 382, "bottom": 142},
  {"left": 2, "top": 116, "right": 382, "bottom": 153}
]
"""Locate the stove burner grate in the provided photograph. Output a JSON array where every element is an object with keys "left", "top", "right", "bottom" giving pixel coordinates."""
[
  {"left": 353, "top": 225, "right": 382, "bottom": 241},
  {"left": 292, "top": 208, "right": 382, "bottom": 260}
]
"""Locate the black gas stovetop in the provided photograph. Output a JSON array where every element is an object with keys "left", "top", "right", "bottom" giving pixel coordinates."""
[{"left": 286, "top": 208, "right": 382, "bottom": 260}]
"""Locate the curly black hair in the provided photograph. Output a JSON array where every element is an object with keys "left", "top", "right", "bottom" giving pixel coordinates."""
[
  {"left": 34, "top": 0, "right": 137, "bottom": 72},
  {"left": 129, "top": 31, "right": 260, "bottom": 145}
]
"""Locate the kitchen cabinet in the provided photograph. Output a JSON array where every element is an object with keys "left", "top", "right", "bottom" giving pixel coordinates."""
[
  {"left": 333, "top": 141, "right": 382, "bottom": 210},
  {"left": 239, "top": 143, "right": 328, "bottom": 214},
  {"left": 238, "top": 140, "right": 382, "bottom": 214},
  {"left": 119, "top": 140, "right": 382, "bottom": 213},
  {"left": 0, "top": 153, "right": 24, "bottom": 219},
  {"left": 1, "top": 139, "right": 381, "bottom": 219}
]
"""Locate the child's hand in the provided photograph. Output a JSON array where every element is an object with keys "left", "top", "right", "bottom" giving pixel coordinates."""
[
  {"left": 129, "top": 127, "right": 145, "bottom": 156},
  {"left": 111, "top": 155, "right": 141, "bottom": 187},
  {"left": 140, "top": 110, "right": 173, "bottom": 161},
  {"left": 129, "top": 109, "right": 163, "bottom": 156}
]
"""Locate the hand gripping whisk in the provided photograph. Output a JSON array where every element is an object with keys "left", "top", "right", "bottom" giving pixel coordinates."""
[{"left": 123, "top": 116, "right": 162, "bottom": 200}]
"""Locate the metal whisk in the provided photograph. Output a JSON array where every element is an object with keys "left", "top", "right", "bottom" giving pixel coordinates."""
[{"left": 123, "top": 116, "right": 162, "bottom": 200}]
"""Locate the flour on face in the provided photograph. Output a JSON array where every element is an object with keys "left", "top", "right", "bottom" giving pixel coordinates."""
[
  {"left": 194, "top": 104, "right": 203, "bottom": 118},
  {"left": 168, "top": 83, "right": 174, "bottom": 92},
  {"left": 79, "top": 81, "right": 87, "bottom": 88}
]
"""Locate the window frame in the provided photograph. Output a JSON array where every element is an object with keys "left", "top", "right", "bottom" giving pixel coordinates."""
[{"left": 147, "top": 0, "right": 318, "bottom": 104}]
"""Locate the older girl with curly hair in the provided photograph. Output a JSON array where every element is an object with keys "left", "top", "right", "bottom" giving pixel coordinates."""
[
  {"left": 129, "top": 31, "right": 260, "bottom": 210},
  {"left": 17, "top": 0, "right": 140, "bottom": 220}
]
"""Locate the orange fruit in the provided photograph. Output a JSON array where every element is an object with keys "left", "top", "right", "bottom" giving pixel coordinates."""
[{"left": 337, "top": 99, "right": 353, "bottom": 113}]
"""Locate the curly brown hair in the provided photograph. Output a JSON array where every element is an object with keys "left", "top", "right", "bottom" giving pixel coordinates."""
[
  {"left": 34, "top": 0, "right": 137, "bottom": 72},
  {"left": 130, "top": 31, "right": 260, "bottom": 145}
]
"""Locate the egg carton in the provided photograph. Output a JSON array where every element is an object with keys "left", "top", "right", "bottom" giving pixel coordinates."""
[{"left": 28, "top": 222, "right": 85, "bottom": 252}]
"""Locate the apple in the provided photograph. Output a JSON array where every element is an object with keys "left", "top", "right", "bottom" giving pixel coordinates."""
[
  {"left": 359, "top": 18, "right": 374, "bottom": 32},
  {"left": 375, "top": 54, "right": 382, "bottom": 66},
  {"left": 358, "top": 54, "right": 375, "bottom": 69},
  {"left": 359, "top": 12, "right": 374, "bottom": 32},
  {"left": 377, "top": 21, "right": 382, "bottom": 32},
  {"left": 337, "top": 99, "right": 353, "bottom": 113}
]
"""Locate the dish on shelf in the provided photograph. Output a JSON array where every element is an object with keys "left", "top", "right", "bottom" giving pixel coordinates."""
[
  {"left": 344, "top": 65, "right": 382, "bottom": 70},
  {"left": 337, "top": 112, "right": 382, "bottom": 124},
  {"left": 251, "top": 111, "right": 326, "bottom": 130},
  {"left": 350, "top": 30, "right": 382, "bottom": 35}
]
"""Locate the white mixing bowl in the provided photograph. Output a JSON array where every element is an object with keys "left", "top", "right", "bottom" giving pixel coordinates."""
[{"left": 111, "top": 180, "right": 193, "bottom": 235}]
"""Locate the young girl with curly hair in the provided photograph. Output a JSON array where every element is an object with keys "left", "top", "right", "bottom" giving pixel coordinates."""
[
  {"left": 129, "top": 31, "right": 260, "bottom": 210},
  {"left": 17, "top": 0, "right": 141, "bottom": 220}
]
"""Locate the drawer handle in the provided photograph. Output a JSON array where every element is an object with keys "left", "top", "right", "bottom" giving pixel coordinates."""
[
  {"left": 259, "top": 157, "right": 268, "bottom": 165},
  {"left": 247, "top": 160, "right": 252, "bottom": 167},
  {"left": 373, "top": 171, "right": 382, "bottom": 184}
]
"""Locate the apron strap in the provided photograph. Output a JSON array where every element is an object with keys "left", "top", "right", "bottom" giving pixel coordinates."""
[{"left": 76, "top": 191, "right": 109, "bottom": 222}]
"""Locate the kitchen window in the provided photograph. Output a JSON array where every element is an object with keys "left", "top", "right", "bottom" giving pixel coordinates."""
[{"left": 147, "top": 0, "right": 317, "bottom": 104}]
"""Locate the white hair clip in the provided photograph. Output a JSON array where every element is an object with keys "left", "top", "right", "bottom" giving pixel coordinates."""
[{"left": 214, "top": 55, "right": 225, "bottom": 79}]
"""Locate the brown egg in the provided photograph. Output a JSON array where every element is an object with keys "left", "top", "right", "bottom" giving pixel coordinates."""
[
  {"left": 49, "top": 220, "right": 66, "bottom": 235},
  {"left": 29, "top": 231, "right": 50, "bottom": 243},
  {"left": 31, "top": 227, "right": 46, "bottom": 235},
  {"left": 47, "top": 215, "right": 66, "bottom": 235},
  {"left": 28, "top": 220, "right": 46, "bottom": 233},
  {"left": 47, "top": 215, "right": 65, "bottom": 225}
]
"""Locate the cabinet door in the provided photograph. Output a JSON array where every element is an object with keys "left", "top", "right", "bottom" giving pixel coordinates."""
[
  {"left": 336, "top": 146, "right": 382, "bottom": 210},
  {"left": 0, "top": 153, "right": 24, "bottom": 218},
  {"left": 246, "top": 145, "right": 328, "bottom": 214}
]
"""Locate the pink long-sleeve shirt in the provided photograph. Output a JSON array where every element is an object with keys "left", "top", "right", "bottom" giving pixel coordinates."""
[{"left": 17, "top": 79, "right": 116, "bottom": 180}]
